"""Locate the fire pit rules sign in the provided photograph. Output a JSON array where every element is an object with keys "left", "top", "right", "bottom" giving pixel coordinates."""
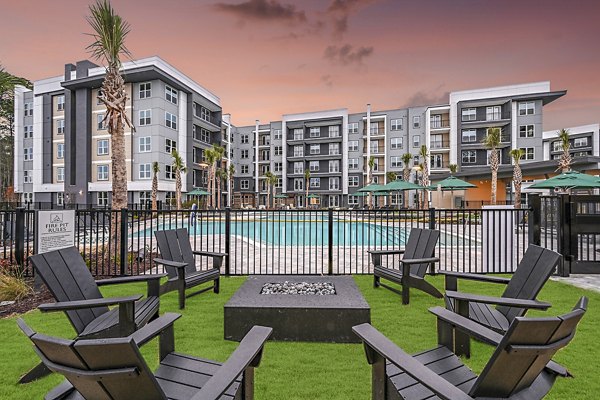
[{"left": 37, "top": 210, "right": 75, "bottom": 254}]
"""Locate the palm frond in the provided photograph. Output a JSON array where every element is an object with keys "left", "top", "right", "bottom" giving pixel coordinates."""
[
  {"left": 86, "top": 0, "right": 132, "bottom": 67},
  {"left": 510, "top": 148, "right": 525, "bottom": 164},
  {"left": 482, "top": 127, "right": 502, "bottom": 149}
]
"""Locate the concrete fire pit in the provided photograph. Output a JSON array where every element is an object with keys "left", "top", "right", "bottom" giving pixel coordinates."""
[{"left": 224, "top": 275, "right": 370, "bottom": 343}]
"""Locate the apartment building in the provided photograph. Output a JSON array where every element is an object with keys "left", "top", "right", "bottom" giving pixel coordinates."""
[
  {"left": 14, "top": 57, "right": 225, "bottom": 207},
  {"left": 232, "top": 82, "right": 599, "bottom": 208}
]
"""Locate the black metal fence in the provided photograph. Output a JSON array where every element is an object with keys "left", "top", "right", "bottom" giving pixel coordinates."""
[{"left": 1, "top": 206, "right": 533, "bottom": 277}]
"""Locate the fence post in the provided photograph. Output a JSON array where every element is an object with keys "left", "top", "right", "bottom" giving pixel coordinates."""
[
  {"left": 428, "top": 207, "right": 436, "bottom": 274},
  {"left": 15, "top": 207, "right": 25, "bottom": 268},
  {"left": 119, "top": 208, "right": 128, "bottom": 276},
  {"left": 558, "top": 195, "right": 572, "bottom": 277},
  {"left": 225, "top": 207, "right": 231, "bottom": 276},
  {"left": 528, "top": 194, "right": 541, "bottom": 246},
  {"left": 328, "top": 208, "right": 334, "bottom": 275}
]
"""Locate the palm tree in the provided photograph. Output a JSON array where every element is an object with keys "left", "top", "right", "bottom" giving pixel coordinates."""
[
  {"left": 386, "top": 171, "right": 397, "bottom": 206},
  {"left": 482, "top": 127, "right": 502, "bottom": 206},
  {"left": 228, "top": 164, "right": 235, "bottom": 208},
  {"left": 448, "top": 164, "right": 458, "bottom": 175},
  {"left": 264, "top": 171, "right": 277, "bottom": 209},
  {"left": 510, "top": 149, "right": 525, "bottom": 209},
  {"left": 419, "top": 145, "right": 430, "bottom": 208},
  {"left": 87, "top": 0, "right": 133, "bottom": 212},
  {"left": 367, "top": 156, "right": 376, "bottom": 208},
  {"left": 557, "top": 128, "right": 572, "bottom": 173},
  {"left": 213, "top": 145, "right": 225, "bottom": 208},
  {"left": 304, "top": 169, "right": 311, "bottom": 208},
  {"left": 204, "top": 148, "right": 217, "bottom": 208},
  {"left": 401, "top": 153, "right": 413, "bottom": 208},
  {"left": 171, "top": 149, "right": 186, "bottom": 209},
  {"left": 151, "top": 161, "right": 159, "bottom": 211},
  {"left": 416, "top": 164, "right": 425, "bottom": 209}
]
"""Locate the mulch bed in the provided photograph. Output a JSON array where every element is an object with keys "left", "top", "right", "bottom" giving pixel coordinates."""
[{"left": 0, "top": 281, "right": 53, "bottom": 318}]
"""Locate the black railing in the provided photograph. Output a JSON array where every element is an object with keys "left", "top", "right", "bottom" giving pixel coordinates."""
[{"left": 2, "top": 206, "right": 534, "bottom": 277}]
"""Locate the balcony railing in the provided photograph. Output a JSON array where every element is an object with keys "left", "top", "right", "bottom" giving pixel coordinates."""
[
  {"left": 430, "top": 140, "right": 450, "bottom": 149},
  {"left": 430, "top": 119, "right": 450, "bottom": 129}
]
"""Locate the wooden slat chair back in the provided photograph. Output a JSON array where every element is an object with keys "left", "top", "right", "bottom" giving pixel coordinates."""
[
  {"left": 154, "top": 228, "right": 196, "bottom": 279},
  {"left": 403, "top": 228, "right": 440, "bottom": 277},
  {"left": 30, "top": 247, "right": 109, "bottom": 335},
  {"left": 22, "top": 327, "right": 165, "bottom": 399},
  {"left": 497, "top": 245, "right": 561, "bottom": 323},
  {"left": 471, "top": 297, "right": 587, "bottom": 398}
]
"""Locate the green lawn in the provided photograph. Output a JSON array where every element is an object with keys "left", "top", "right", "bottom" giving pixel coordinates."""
[{"left": 0, "top": 275, "right": 598, "bottom": 399}]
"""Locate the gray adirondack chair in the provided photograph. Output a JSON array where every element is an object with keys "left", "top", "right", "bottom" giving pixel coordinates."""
[
  {"left": 353, "top": 296, "right": 587, "bottom": 400},
  {"left": 439, "top": 244, "right": 560, "bottom": 356},
  {"left": 18, "top": 313, "right": 273, "bottom": 400},
  {"left": 21, "top": 246, "right": 166, "bottom": 383},
  {"left": 368, "top": 228, "right": 442, "bottom": 304},
  {"left": 154, "top": 228, "right": 226, "bottom": 309}
]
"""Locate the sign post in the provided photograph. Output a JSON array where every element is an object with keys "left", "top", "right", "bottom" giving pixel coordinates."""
[{"left": 36, "top": 210, "right": 76, "bottom": 254}]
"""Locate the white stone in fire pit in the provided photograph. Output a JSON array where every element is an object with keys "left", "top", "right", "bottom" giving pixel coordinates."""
[{"left": 261, "top": 281, "right": 336, "bottom": 295}]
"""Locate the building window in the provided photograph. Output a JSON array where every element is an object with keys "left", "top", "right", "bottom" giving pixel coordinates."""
[
  {"left": 293, "top": 145, "right": 303, "bottom": 157},
  {"left": 329, "top": 126, "right": 340, "bottom": 138},
  {"left": 57, "top": 119, "right": 65, "bottom": 134},
  {"left": 24, "top": 170, "right": 32, "bottom": 183},
  {"left": 24, "top": 147, "right": 33, "bottom": 161},
  {"left": 552, "top": 141, "right": 562, "bottom": 152},
  {"left": 241, "top": 134, "right": 249, "bottom": 144},
  {"left": 57, "top": 95, "right": 65, "bottom": 111},
  {"left": 369, "top": 124, "right": 380, "bottom": 135},
  {"left": 329, "top": 143, "right": 340, "bottom": 155},
  {"left": 241, "top": 149, "right": 249, "bottom": 159},
  {"left": 97, "top": 139, "right": 109, "bottom": 155},
  {"left": 390, "top": 156, "right": 402, "bottom": 168},
  {"left": 309, "top": 161, "right": 319, "bottom": 172},
  {"left": 165, "top": 138, "right": 176, "bottom": 154},
  {"left": 165, "top": 86, "right": 178, "bottom": 104},
  {"left": 274, "top": 162, "right": 282, "bottom": 172},
  {"left": 329, "top": 160, "right": 340, "bottom": 173},
  {"left": 412, "top": 116, "right": 420, "bottom": 128},
  {"left": 431, "top": 154, "right": 443, "bottom": 169},
  {"left": 139, "top": 82, "right": 151, "bottom": 99},
  {"left": 165, "top": 165, "right": 175, "bottom": 180},
  {"left": 462, "top": 150, "right": 476, "bottom": 164},
  {"left": 24, "top": 102, "right": 33, "bottom": 116},
  {"left": 97, "top": 114, "right": 106, "bottom": 130},
  {"left": 461, "top": 129, "right": 477, "bottom": 143},
  {"left": 139, "top": 109, "right": 151, "bottom": 126},
  {"left": 200, "top": 107, "right": 211, "bottom": 122},
  {"left": 461, "top": 108, "right": 476, "bottom": 121},
  {"left": 139, "top": 163, "right": 151, "bottom": 179},
  {"left": 293, "top": 128, "right": 303, "bottom": 140},
  {"left": 309, "top": 144, "right": 320, "bottom": 155},
  {"left": 486, "top": 106, "right": 501, "bottom": 121},
  {"left": 348, "top": 140, "right": 359, "bottom": 152},
  {"left": 309, "top": 127, "right": 320, "bottom": 137},
  {"left": 348, "top": 195, "right": 359, "bottom": 205},
  {"left": 139, "top": 136, "right": 151, "bottom": 153},
  {"left": 518, "top": 101, "right": 535, "bottom": 115},
  {"left": 348, "top": 122, "right": 358, "bottom": 134},
  {"left": 294, "top": 162, "right": 304, "bottom": 174},
  {"left": 97, "top": 192, "right": 109, "bottom": 206},
  {"left": 56, "top": 192, "right": 64, "bottom": 206},
  {"left": 97, "top": 164, "right": 109, "bottom": 181},
  {"left": 24, "top": 125, "right": 33, "bottom": 138},
  {"left": 193, "top": 126, "right": 210, "bottom": 143},
  {"left": 57, "top": 167, "right": 65, "bottom": 182},
  {"left": 348, "top": 176, "right": 359, "bottom": 187},
  {"left": 57, "top": 143, "right": 64, "bottom": 159},
  {"left": 293, "top": 178, "right": 303, "bottom": 191},
  {"left": 22, "top": 193, "right": 33, "bottom": 203},
  {"left": 274, "top": 146, "right": 283, "bottom": 156},
  {"left": 348, "top": 158, "right": 359, "bottom": 169},
  {"left": 574, "top": 137, "right": 588, "bottom": 148},
  {"left": 273, "top": 129, "right": 282, "bottom": 139},
  {"left": 390, "top": 137, "right": 402, "bottom": 149},
  {"left": 241, "top": 165, "right": 249, "bottom": 174},
  {"left": 165, "top": 112, "right": 177, "bottom": 130},
  {"left": 520, "top": 147, "right": 535, "bottom": 160},
  {"left": 370, "top": 141, "right": 379, "bottom": 154},
  {"left": 329, "top": 177, "right": 340, "bottom": 190},
  {"left": 519, "top": 125, "right": 534, "bottom": 138},
  {"left": 413, "top": 135, "right": 420, "bottom": 148},
  {"left": 310, "top": 178, "right": 320, "bottom": 188},
  {"left": 391, "top": 119, "right": 402, "bottom": 130},
  {"left": 241, "top": 180, "right": 249, "bottom": 190}
]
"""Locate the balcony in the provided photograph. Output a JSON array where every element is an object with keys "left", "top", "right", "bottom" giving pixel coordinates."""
[
  {"left": 430, "top": 140, "right": 450, "bottom": 150},
  {"left": 430, "top": 119, "right": 450, "bottom": 129}
]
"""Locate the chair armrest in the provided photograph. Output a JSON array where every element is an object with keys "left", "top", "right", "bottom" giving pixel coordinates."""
[
  {"left": 352, "top": 323, "right": 472, "bottom": 400},
  {"left": 191, "top": 326, "right": 273, "bottom": 400},
  {"left": 153, "top": 258, "right": 187, "bottom": 268},
  {"left": 445, "top": 291, "right": 551, "bottom": 310},
  {"left": 429, "top": 306, "right": 503, "bottom": 345},
  {"left": 96, "top": 274, "right": 168, "bottom": 286},
  {"left": 438, "top": 270, "right": 511, "bottom": 284},
  {"left": 192, "top": 250, "right": 227, "bottom": 258},
  {"left": 130, "top": 313, "right": 182, "bottom": 347},
  {"left": 400, "top": 257, "right": 439, "bottom": 265},
  {"left": 367, "top": 249, "right": 405, "bottom": 255},
  {"left": 38, "top": 295, "right": 142, "bottom": 312}
]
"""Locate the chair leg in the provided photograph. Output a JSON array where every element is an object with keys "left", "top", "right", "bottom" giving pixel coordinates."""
[
  {"left": 178, "top": 287, "right": 186, "bottom": 309},
  {"left": 373, "top": 275, "right": 380, "bottom": 288},
  {"left": 19, "top": 361, "right": 51, "bottom": 384},
  {"left": 401, "top": 276, "right": 410, "bottom": 305},
  {"left": 214, "top": 278, "right": 220, "bottom": 294}
]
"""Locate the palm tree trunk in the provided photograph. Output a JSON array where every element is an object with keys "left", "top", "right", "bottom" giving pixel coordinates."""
[
  {"left": 491, "top": 169, "right": 497, "bottom": 206},
  {"left": 111, "top": 117, "right": 127, "bottom": 275},
  {"left": 217, "top": 177, "right": 222, "bottom": 209}
]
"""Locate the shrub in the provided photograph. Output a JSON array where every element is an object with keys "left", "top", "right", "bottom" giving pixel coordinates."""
[{"left": 0, "top": 270, "right": 33, "bottom": 301}]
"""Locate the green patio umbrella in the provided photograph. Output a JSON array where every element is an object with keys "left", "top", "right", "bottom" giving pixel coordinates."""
[
  {"left": 307, "top": 194, "right": 321, "bottom": 198},
  {"left": 373, "top": 192, "right": 389, "bottom": 197},
  {"left": 384, "top": 180, "right": 422, "bottom": 191},
  {"left": 429, "top": 176, "right": 477, "bottom": 191},
  {"left": 187, "top": 188, "right": 210, "bottom": 196},
  {"left": 351, "top": 192, "right": 369, "bottom": 197},
  {"left": 527, "top": 170, "right": 600, "bottom": 190},
  {"left": 273, "top": 194, "right": 288, "bottom": 198}
]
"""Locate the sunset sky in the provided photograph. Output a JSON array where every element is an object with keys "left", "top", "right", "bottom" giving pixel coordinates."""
[{"left": 1, "top": 0, "right": 598, "bottom": 129}]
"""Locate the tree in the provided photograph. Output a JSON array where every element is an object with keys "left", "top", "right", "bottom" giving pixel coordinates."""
[
  {"left": 304, "top": 169, "right": 311, "bottom": 208},
  {"left": 401, "top": 153, "right": 413, "bottom": 208},
  {"left": 215, "top": 167, "right": 228, "bottom": 209},
  {"left": 448, "top": 164, "right": 458, "bottom": 175},
  {"left": 264, "top": 171, "right": 277, "bottom": 209},
  {"left": 171, "top": 149, "right": 186, "bottom": 209},
  {"left": 510, "top": 149, "right": 525, "bottom": 209},
  {"left": 204, "top": 148, "right": 217, "bottom": 209},
  {"left": 207, "top": 144, "right": 225, "bottom": 209},
  {"left": 367, "top": 156, "right": 376, "bottom": 208},
  {"left": 482, "top": 127, "right": 502, "bottom": 206},
  {"left": 386, "top": 171, "right": 397, "bottom": 206},
  {"left": 87, "top": 0, "right": 133, "bottom": 211},
  {"left": 228, "top": 164, "right": 235, "bottom": 208},
  {"left": 151, "top": 161, "right": 159, "bottom": 211},
  {"left": 415, "top": 164, "right": 424, "bottom": 209},
  {"left": 557, "top": 128, "right": 572, "bottom": 173},
  {"left": 419, "top": 145, "right": 430, "bottom": 208}
]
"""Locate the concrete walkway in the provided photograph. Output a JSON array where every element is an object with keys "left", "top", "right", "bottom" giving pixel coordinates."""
[{"left": 551, "top": 275, "right": 600, "bottom": 294}]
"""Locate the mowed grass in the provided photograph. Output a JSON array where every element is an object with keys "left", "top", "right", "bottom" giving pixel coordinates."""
[{"left": 0, "top": 275, "right": 598, "bottom": 399}]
